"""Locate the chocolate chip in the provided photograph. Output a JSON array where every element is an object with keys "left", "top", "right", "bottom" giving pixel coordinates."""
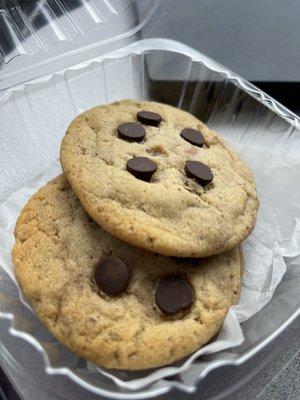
[
  {"left": 137, "top": 111, "right": 162, "bottom": 127},
  {"left": 155, "top": 276, "right": 194, "bottom": 315},
  {"left": 118, "top": 122, "right": 146, "bottom": 142},
  {"left": 94, "top": 256, "right": 130, "bottom": 295},
  {"left": 185, "top": 160, "right": 213, "bottom": 186},
  {"left": 126, "top": 157, "right": 157, "bottom": 181},
  {"left": 180, "top": 128, "right": 205, "bottom": 147}
]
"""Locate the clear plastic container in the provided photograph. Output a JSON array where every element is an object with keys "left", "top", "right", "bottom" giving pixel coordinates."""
[
  {"left": 0, "top": 1, "right": 299, "bottom": 399},
  {"left": 0, "top": 0, "right": 165, "bottom": 90}
]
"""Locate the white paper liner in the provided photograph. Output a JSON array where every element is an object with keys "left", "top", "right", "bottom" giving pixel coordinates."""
[{"left": 0, "top": 139, "right": 299, "bottom": 390}]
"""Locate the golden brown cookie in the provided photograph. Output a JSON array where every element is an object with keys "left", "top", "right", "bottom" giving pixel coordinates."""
[
  {"left": 13, "top": 175, "right": 242, "bottom": 370},
  {"left": 60, "top": 99, "right": 258, "bottom": 257}
]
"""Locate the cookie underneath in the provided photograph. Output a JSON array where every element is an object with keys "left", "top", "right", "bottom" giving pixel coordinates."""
[{"left": 13, "top": 175, "right": 242, "bottom": 370}]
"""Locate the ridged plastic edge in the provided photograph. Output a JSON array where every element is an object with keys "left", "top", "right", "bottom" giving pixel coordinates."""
[{"left": 0, "top": 39, "right": 299, "bottom": 399}]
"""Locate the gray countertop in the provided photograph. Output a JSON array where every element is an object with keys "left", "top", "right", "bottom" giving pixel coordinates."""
[{"left": 151, "top": 0, "right": 300, "bottom": 82}]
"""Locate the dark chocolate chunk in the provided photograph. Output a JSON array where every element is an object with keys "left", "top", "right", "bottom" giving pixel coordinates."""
[
  {"left": 180, "top": 128, "right": 205, "bottom": 147},
  {"left": 185, "top": 160, "right": 213, "bottom": 186},
  {"left": 94, "top": 256, "right": 130, "bottom": 295},
  {"left": 118, "top": 122, "right": 146, "bottom": 142},
  {"left": 155, "top": 276, "right": 194, "bottom": 315},
  {"left": 137, "top": 111, "right": 162, "bottom": 127},
  {"left": 126, "top": 157, "right": 157, "bottom": 181}
]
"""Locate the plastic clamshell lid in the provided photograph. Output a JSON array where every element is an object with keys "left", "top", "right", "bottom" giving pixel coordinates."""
[{"left": 0, "top": 0, "right": 164, "bottom": 90}]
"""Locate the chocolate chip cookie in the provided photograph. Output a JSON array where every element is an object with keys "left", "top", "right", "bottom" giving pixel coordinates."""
[
  {"left": 60, "top": 99, "right": 258, "bottom": 257},
  {"left": 12, "top": 175, "right": 242, "bottom": 370}
]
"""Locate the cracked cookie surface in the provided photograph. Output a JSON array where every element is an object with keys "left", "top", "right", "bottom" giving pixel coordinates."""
[
  {"left": 12, "top": 175, "right": 242, "bottom": 370},
  {"left": 60, "top": 99, "right": 258, "bottom": 257}
]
